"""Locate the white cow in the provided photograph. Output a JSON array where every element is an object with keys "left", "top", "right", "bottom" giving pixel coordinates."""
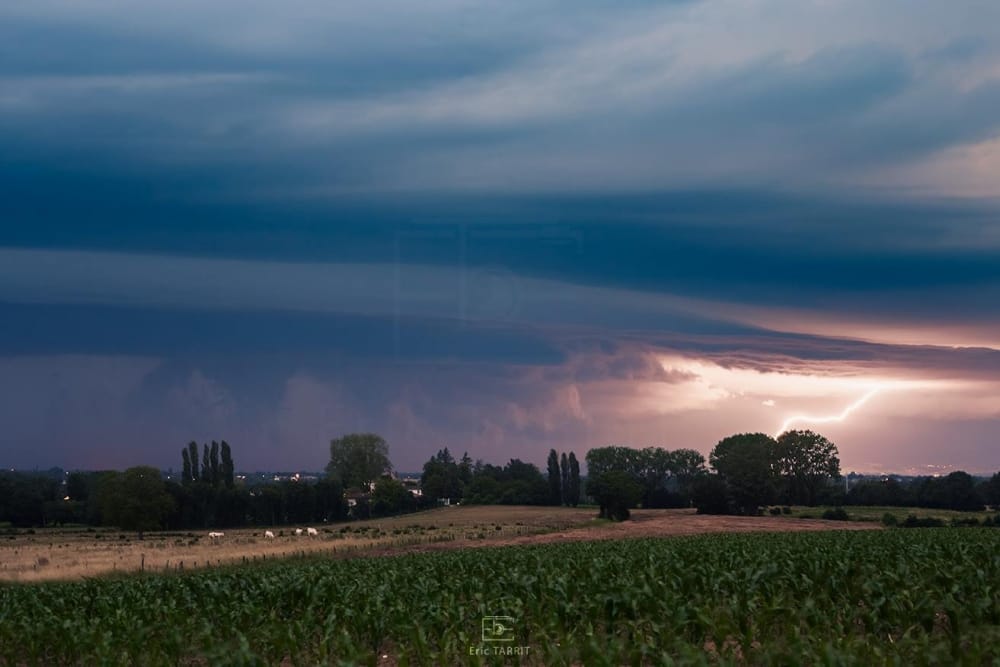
[
  {"left": 208, "top": 531, "right": 224, "bottom": 542},
  {"left": 306, "top": 527, "right": 318, "bottom": 537},
  {"left": 264, "top": 530, "right": 275, "bottom": 539},
  {"left": 294, "top": 528, "right": 303, "bottom": 536}
]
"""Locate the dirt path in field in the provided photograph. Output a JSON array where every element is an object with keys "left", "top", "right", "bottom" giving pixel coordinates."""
[{"left": 361, "top": 509, "right": 880, "bottom": 558}]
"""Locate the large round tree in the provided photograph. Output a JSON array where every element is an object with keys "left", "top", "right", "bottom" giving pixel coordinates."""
[
  {"left": 709, "top": 433, "right": 779, "bottom": 515},
  {"left": 326, "top": 433, "right": 392, "bottom": 492},
  {"left": 774, "top": 430, "right": 841, "bottom": 505},
  {"left": 98, "top": 466, "right": 176, "bottom": 534}
]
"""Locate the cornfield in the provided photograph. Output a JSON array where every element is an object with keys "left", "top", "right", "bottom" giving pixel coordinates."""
[{"left": 2, "top": 529, "right": 999, "bottom": 665}]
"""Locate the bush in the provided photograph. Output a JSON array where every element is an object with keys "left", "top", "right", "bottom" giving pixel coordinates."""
[
  {"left": 881, "top": 513, "right": 898, "bottom": 527},
  {"left": 901, "top": 515, "right": 944, "bottom": 528},
  {"left": 821, "top": 507, "right": 849, "bottom": 521},
  {"left": 692, "top": 475, "right": 730, "bottom": 515},
  {"left": 587, "top": 471, "right": 642, "bottom": 521},
  {"left": 950, "top": 517, "right": 980, "bottom": 527},
  {"left": 643, "top": 488, "right": 686, "bottom": 509},
  {"left": 769, "top": 507, "right": 782, "bottom": 515},
  {"left": 781, "top": 506, "right": 792, "bottom": 515}
]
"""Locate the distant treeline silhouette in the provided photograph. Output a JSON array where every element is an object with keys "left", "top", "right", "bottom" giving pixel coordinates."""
[
  {"left": 0, "top": 441, "right": 353, "bottom": 531},
  {"left": 1, "top": 432, "right": 998, "bottom": 529}
]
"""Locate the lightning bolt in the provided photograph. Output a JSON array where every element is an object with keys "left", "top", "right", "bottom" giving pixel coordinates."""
[{"left": 774, "top": 388, "right": 881, "bottom": 437}]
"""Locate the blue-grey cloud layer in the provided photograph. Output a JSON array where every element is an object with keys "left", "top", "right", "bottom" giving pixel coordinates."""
[{"left": 3, "top": 1, "right": 1000, "bottom": 192}]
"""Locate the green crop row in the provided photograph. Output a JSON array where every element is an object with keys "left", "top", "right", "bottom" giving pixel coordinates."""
[{"left": 2, "top": 529, "right": 999, "bottom": 665}]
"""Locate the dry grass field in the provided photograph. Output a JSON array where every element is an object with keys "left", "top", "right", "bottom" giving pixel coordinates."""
[
  {"left": 0, "top": 505, "right": 595, "bottom": 582},
  {"left": 0, "top": 506, "right": 878, "bottom": 582}
]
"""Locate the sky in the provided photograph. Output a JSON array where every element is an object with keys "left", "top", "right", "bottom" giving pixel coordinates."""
[{"left": 1, "top": 0, "right": 999, "bottom": 475}]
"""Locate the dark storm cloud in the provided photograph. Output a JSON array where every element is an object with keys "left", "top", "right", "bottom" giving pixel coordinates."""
[
  {"left": 0, "top": 301, "right": 567, "bottom": 367},
  {"left": 2, "top": 1, "right": 1000, "bottom": 471},
  {"left": 3, "top": 189, "right": 997, "bottom": 329},
  {"left": 2, "top": 1, "right": 1000, "bottom": 195}
]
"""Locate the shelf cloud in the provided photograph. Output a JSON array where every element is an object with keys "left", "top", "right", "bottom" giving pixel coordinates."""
[{"left": 1, "top": 1, "right": 999, "bottom": 472}]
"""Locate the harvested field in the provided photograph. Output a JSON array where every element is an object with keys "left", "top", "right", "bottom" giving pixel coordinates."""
[
  {"left": 469, "top": 508, "right": 880, "bottom": 545},
  {"left": 0, "top": 506, "right": 876, "bottom": 582},
  {"left": 0, "top": 505, "right": 593, "bottom": 582},
  {"left": 362, "top": 508, "right": 880, "bottom": 558}
]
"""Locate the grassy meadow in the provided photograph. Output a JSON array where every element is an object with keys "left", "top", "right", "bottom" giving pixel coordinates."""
[{"left": 787, "top": 505, "right": 999, "bottom": 523}]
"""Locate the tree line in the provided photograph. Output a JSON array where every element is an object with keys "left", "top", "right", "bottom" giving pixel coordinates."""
[
  {"left": 0, "top": 442, "right": 349, "bottom": 531},
  {"left": 415, "top": 447, "right": 581, "bottom": 507},
  {"left": 582, "top": 429, "right": 1000, "bottom": 519},
  {"left": 582, "top": 446, "right": 708, "bottom": 520},
  {"left": 844, "top": 471, "right": 992, "bottom": 512},
  {"left": 0, "top": 434, "right": 587, "bottom": 529},
  {"left": 3, "top": 429, "right": 999, "bottom": 530}
]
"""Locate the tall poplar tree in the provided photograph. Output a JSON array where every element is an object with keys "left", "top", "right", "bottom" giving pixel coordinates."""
[
  {"left": 221, "top": 441, "right": 235, "bottom": 489},
  {"left": 201, "top": 444, "right": 210, "bottom": 483},
  {"left": 560, "top": 452, "right": 570, "bottom": 506},
  {"left": 546, "top": 449, "right": 562, "bottom": 506},
  {"left": 568, "top": 452, "right": 581, "bottom": 507},
  {"left": 181, "top": 447, "right": 192, "bottom": 486},
  {"left": 209, "top": 441, "right": 221, "bottom": 487},
  {"left": 187, "top": 442, "right": 200, "bottom": 483}
]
